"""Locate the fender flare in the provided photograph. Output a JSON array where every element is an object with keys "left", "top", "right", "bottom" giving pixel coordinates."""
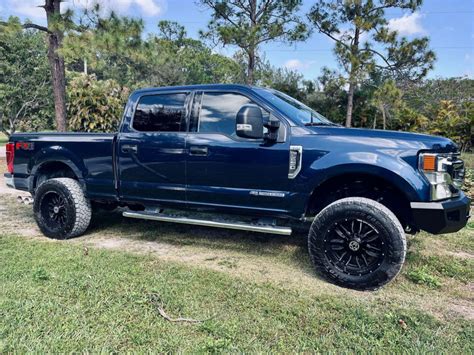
[
  {"left": 28, "top": 145, "right": 87, "bottom": 191},
  {"left": 304, "top": 152, "right": 428, "bottom": 203}
]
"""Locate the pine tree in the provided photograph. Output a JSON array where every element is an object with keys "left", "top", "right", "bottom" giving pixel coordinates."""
[{"left": 308, "top": 0, "right": 435, "bottom": 127}]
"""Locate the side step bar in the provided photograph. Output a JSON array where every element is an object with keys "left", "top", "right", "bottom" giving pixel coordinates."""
[{"left": 122, "top": 211, "right": 292, "bottom": 235}]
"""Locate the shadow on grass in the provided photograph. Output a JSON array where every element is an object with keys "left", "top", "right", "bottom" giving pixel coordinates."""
[{"left": 87, "top": 209, "right": 311, "bottom": 269}]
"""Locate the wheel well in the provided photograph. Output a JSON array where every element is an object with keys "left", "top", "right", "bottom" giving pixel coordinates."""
[
  {"left": 306, "top": 173, "right": 413, "bottom": 231},
  {"left": 34, "top": 162, "right": 78, "bottom": 191}
]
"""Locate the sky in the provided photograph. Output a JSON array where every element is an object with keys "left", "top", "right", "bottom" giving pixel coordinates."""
[{"left": 1, "top": 0, "right": 473, "bottom": 79}]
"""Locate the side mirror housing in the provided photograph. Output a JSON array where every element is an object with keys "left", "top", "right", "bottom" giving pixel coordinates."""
[{"left": 236, "top": 104, "right": 264, "bottom": 139}]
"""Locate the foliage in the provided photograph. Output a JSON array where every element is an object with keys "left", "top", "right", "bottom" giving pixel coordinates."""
[
  {"left": 371, "top": 79, "right": 403, "bottom": 129},
  {"left": 63, "top": 17, "right": 243, "bottom": 88},
  {"left": 199, "top": 0, "right": 307, "bottom": 84},
  {"left": 62, "top": 12, "right": 146, "bottom": 87},
  {"left": 67, "top": 74, "right": 129, "bottom": 132},
  {"left": 0, "top": 18, "right": 54, "bottom": 136},
  {"left": 428, "top": 100, "right": 472, "bottom": 151},
  {"left": 308, "top": 0, "right": 435, "bottom": 127}
]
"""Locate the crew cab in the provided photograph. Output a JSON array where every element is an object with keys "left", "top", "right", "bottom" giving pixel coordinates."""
[{"left": 4, "top": 84, "right": 470, "bottom": 290}]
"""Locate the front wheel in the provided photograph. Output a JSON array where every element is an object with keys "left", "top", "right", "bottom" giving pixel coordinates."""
[
  {"left": 34, "top": 178, "right": 92, "bottom": 239},
  {"left": 308, "top": 197, "right": 406, "bottom": 291}
]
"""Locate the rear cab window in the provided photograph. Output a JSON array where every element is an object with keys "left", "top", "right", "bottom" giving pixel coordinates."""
[{"left": 132, "top": 93, "right": 188, "bottom": 132}]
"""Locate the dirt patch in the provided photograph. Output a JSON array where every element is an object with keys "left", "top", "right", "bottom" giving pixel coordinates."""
[
  {"left": 446, "top": 251, "right": 474, "bottom": 259},
  {"left": 449, "top": 302, "right": 474, "bottom": 320}
]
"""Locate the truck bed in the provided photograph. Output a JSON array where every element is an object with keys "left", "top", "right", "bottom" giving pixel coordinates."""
[{"left": 9, "top": 132, "right": 117, "bottom": 199}]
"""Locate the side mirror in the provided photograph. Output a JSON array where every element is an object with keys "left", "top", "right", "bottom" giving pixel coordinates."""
[{"left": 236, "top": 104, "right": 264, "bottom": 139}]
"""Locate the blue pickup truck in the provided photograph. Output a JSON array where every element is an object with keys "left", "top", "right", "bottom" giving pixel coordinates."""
[{"left": 4, "top": 84, "right": 470, "bottom": 290}]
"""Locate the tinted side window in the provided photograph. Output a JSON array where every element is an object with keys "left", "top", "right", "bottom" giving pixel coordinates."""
[
  {"left": 199, "top": 92, "right": 253, "bottom": 135},
  {"left": 133, "top": 93, "right": 188, "bottom": 132}
]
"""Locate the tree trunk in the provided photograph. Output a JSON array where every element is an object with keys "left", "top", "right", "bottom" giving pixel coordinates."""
[
  {"left": 247, "top": 49, "right": 255, "bottom": 85},
  {"left": 381, "top": 104, "right": 387, "bottom": 130},
  {"left": 45, "top": 0, "right": 67, "bottom": 132},
  {"left": 345, "top": 80, "right": 355, "bottom": 127},
  {"left": 345, "top": 15, "right": 360, "bottom": 128},
  {"left": 246, "top": 0, "right": 257, "bottom": 85}
]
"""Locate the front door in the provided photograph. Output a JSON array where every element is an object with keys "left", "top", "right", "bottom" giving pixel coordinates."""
[
  {"left": 118, "top": 91, "right": 190, "bottom": 205},
  {"left": 186, "top": 91, "right": 291, "bottom": 214}
]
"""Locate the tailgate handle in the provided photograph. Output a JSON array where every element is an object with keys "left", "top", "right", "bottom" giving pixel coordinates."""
[
  {"left": 189, "top": 146, "right": 208, "bottom": 156},
  {"left": 121, "top": 144, "right": 138, "bottom": 154}
]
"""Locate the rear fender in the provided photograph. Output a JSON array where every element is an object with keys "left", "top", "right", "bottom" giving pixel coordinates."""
[{"left": 28, "top": 146, "right": 86, "bottom": 191}]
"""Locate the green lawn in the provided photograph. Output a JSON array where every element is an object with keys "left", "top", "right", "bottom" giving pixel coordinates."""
[{"left": 0, "top": 234, "right": 472, "bottom": 353}]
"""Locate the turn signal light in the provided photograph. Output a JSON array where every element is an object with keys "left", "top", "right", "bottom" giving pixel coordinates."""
[{"left": 422, "top": 154, "right": 436, "bottom": 171}]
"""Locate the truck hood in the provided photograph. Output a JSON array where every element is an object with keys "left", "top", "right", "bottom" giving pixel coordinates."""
[{"left": 303, "top": 126, "right": 458, "bottom": 152}]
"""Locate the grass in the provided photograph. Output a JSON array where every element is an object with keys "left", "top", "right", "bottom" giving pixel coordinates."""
[{"left": 1, "top": 235, "right": 473, "bottom": 353}]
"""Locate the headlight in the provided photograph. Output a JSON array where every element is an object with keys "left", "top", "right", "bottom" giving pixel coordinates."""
[{"left": 419, "top": 153, "right": 464, "bottom": 201}]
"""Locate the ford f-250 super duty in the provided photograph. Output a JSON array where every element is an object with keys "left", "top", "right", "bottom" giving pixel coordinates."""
[{"left": 4, "top": 84, "right": 470, "bottom": 290}]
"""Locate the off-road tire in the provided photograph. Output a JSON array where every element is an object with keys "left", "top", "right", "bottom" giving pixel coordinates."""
[
  {"left": 34, "top": 178, "right": 92, "bottom": 239},
  {"left": 308, "top": 197, "right": 406, "bottom": 291}
]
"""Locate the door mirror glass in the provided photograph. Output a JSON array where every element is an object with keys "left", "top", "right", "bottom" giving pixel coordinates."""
[{"left": 236, "top": 104, "right": 264, "bottom": 139}]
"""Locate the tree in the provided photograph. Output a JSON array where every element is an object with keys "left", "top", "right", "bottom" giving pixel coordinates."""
[
  {"left": 259, "top": 60, "right": 305, "bottom": 99},
  {"left": 308, "top": 0, "right": 435, "bottom": 127},
  {"left": 371, "top": 79, "right": 402, "bottom": 129},
  {"left": 62, "top": 12, "right": 145, "bottom": 88},
  {"left": 0, "top": 19, "right": 53, "bottom": 136},
  {"left": 2, "top": 0, "right": 73, "bottom": 131},
  {"left": 199, "top": 0, "right": 307, "bottom": 84}
]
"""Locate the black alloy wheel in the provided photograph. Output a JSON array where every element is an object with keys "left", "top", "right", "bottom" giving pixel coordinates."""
[
  {"left": 323, "top": 218, "right": 386, "bottom": 276},
  {"left": 40, "top": 192, "right": 67, "bottom": 230}
]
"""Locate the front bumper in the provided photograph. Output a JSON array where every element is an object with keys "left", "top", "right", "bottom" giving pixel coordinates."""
[
  {"left": 411, "top": 194, "right": 471, "bottom": 234},
  {"left": 4, "top": 173, "right": 15, "bottom": 189}
]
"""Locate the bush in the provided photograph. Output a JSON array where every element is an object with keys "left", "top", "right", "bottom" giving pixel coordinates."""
[{"left": 67, "top": 74, "right": 129, "bottom": 132}]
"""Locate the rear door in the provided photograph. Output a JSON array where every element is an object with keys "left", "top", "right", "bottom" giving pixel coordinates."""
[
  {"left": 186, "top": 90, "right": 292, "bottom": 214},
  {"left": 117, "top": 91, "right": 190, "bottom": 205}
]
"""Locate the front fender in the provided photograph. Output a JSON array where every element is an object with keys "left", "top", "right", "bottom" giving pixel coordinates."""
[{"left": 301, "top": 151, "right": 428, "bottom": 202}]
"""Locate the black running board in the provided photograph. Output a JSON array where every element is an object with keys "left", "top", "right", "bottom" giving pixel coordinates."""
[{"left": 122, "top": 211, "right": 292, "bottom": 235}]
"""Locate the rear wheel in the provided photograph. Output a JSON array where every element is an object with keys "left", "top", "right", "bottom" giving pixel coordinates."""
[
  {"left": 308, "top": 197, "right": 406, "bottom": 290},
  {"left": 34, "top": 178, "right": 92, "bottom": 239}
]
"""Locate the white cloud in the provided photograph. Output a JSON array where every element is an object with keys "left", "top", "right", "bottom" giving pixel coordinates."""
[
  {"left": 388, "top": 12, "right": 426, "bottom": 36},
  {"left": 284, "top": 59, "right": 315, "bottom": 71},
  {"left": 134, "top": 0, "right": 162, "bottom": 16},
  {"left": 6, "top": 0, "right": 165, "bottom": 19},
  {"left": 8, "top": 0, "right": 45, "bottom": 19}
]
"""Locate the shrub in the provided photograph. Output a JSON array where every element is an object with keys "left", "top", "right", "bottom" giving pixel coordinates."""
[{"left": 67, "top": 74, "right": 129, "bottom": 132}]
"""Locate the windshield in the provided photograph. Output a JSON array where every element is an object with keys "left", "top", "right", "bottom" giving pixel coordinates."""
[{"left": 254, "top": 88, "right": 336, "bottom": 126}]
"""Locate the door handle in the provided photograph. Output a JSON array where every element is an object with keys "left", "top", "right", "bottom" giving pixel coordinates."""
[
  {"left": 121, "top": 144, "right": 138, "bottom": 154},
  {"left": 189, "top": 146, "right": 208, "bottom": 156}
]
